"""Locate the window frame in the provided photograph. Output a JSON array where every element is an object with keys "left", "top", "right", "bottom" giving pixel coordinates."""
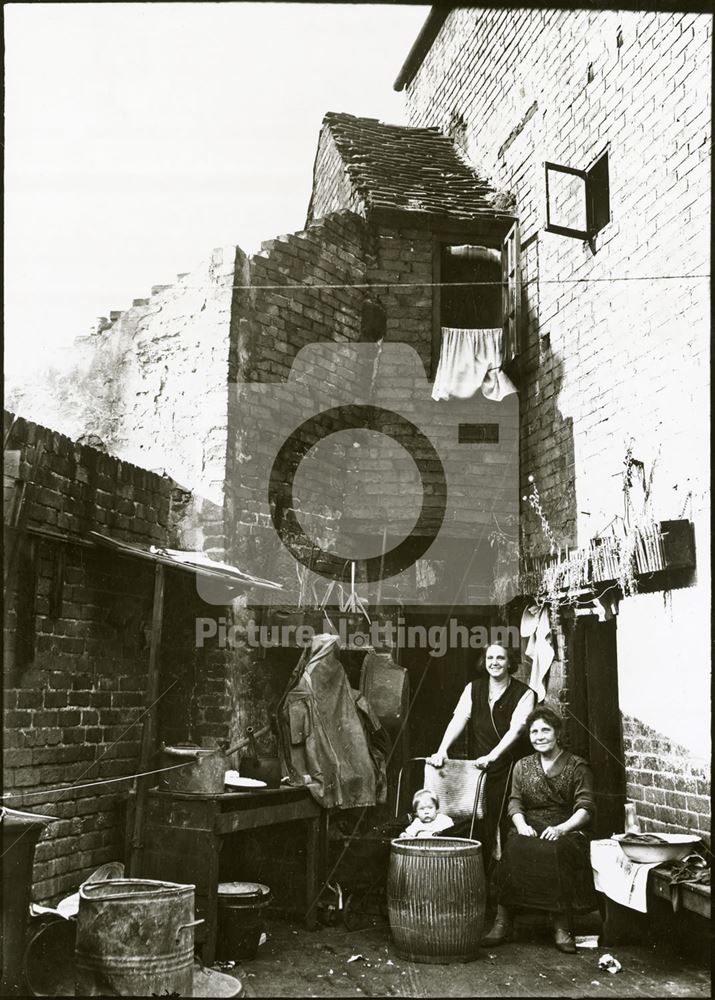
[
  {"left": 430, "top": 220, "right": 521, "bottom": 380},
  {"left": 544, "top": 150, "right": 610, "bottom": 240}
]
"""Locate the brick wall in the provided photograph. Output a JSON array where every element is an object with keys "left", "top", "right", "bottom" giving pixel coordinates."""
[
  {"left": 403, "top": 8, "right": 711, "bottom": 827},
  {"left": 10, "top": 247, "right": 242, "bottom": 559},
  {"left": 228, "top": 208, "right": 520, "bottom": 605},
  {"left": 308, "top": 127, "right": 364, "bottom": 221},
  {"left": 3, "top": 412, "right": 239, "bottom": 902},
  {"left": 623, "top": 715, "right": 710, "bottom": 843}
]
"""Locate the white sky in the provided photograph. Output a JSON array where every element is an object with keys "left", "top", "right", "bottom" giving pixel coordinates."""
[{"left": 4, "top": 2, "right": 428, "bottom": 383}]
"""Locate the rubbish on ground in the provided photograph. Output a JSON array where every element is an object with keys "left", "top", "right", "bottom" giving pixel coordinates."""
[
  {"left": 576, "top": 935, "right": 600, "bottom": 949},
  {"left": 348, "top": 954, "right": 365, "bottom": 963},
  {"left": 591, "top": 980, "right": 601, "bottom": 986},
  {"left": 598, "top": 953, "right": 623, "bottom": 974},
  {"left": 259, "top": 932, "right": 267, "bottom": 946}
]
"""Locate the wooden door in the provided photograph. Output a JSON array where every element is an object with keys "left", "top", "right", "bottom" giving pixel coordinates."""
[{"left": 567, "top": 616, "right": 625, "bottom": 838}]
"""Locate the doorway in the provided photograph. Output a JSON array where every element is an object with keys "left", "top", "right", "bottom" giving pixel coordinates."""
[{"left": 567, "top": 615, "right": 625, "bottom": 838}]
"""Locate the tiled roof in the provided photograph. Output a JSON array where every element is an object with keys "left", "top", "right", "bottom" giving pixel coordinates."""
[{"left": 322, "top": 112, "right": 511, "bottom": 222}]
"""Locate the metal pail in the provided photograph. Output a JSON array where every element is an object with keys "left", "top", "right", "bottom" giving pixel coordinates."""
[
  {"left": 74, "top": 878, "right": 201, "bottom": 996},
  {"left": 387, "top": 837, "right": 485, "bottom": 964}
]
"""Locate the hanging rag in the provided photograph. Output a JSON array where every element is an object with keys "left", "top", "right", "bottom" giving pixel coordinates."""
[
  {"left": 521, "top": 603, "right": 555, "bottom": 702},
  {"left": 432, "top": 327, "right": 517, "bottom": 401},
  {"left": 276, "top": 634, "right": 388, "bottom": 810}
]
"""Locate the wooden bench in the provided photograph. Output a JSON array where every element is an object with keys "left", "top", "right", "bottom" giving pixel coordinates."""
[
  {"left": 648, "top": 867, "right": 710, "bottom": 919},
  {"left": 600, "top": 866, "right": 710, "bottom": 958}
]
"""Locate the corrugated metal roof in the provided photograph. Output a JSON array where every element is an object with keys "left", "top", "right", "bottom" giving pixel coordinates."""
[
  {"left": 88, "top": 531, "right": 282, "bottom": 592},
  {"left": 321, "top": 112, "right": 510, "bottom": 223}
]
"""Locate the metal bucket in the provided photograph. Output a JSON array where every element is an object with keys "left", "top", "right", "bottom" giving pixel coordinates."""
[
  {"left": 158, "top": 744, "right": 227, "bottom": 794},
  {"left": 23, "top": 917, "right": 77, "bottom": 997},
  {"left": 75, "top": 878, "right": 201, "bottom": 996},
  {"left": 387, "top": 838, "right": 485, "bottom": 964},
  {"left": 1, "top": 808, "right": 56, "bottom": 994},
  {"left": 216, "top": 882, "right": 271, "bottom": 961}
]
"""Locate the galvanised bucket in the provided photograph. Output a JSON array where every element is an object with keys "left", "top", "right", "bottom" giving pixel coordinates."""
[
  {"left": 387, "top": 837, "right": 486, "bottom": 964},
  {"left": 75, "top": 878, "right": 201, "bottom": 996}
]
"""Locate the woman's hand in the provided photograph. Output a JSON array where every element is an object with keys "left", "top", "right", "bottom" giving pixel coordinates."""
[
  {"left": 540, "top": 825, "right": 564, "bottom": 841},
  {"left": 427, "top": 752, "right": 446, "bottom": 767},
  {"left": 474, "top": 754, "right": 493, "bottom": 770},
  {"left": 514, "top": 821, "right": 537, "bottom": 837}
]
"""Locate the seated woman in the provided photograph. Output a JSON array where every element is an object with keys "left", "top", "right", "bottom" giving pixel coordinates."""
[{"left": 482, "top": 705, "right": 598, "bottom": 954}]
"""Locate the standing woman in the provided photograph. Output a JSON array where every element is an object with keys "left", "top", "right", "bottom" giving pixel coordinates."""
[{"left": 428, "top": 643, "right": 536, "bottom": 873}]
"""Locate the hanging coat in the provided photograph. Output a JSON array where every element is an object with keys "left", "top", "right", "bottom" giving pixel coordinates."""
[{"left": 276, "top": 634, "right": 388, "bottom": 810}]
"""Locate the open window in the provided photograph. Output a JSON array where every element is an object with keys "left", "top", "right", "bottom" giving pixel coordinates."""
[
  {"left": 545, "top": 150, "right": 610, "bottom": 240},
  {"left": 431, "top": 223, "right": 521, "bottom": 382}
]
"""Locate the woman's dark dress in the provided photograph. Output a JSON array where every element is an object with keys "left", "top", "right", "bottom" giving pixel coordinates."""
[
  {"left": 465, "top": 677, "right": 534, "bottom": 868},
  {"left": 498, "top": 751, "right": 598, "bottom": 914}
]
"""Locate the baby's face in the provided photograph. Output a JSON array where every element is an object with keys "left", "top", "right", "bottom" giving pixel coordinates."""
[{"left": 415, "top": 798, "right": 437, "bottom": 823}]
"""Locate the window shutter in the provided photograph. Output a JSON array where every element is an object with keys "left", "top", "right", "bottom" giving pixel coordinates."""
[
  {"left": 501, "top": 221, "right": 521, "bottom": 363},
  {"left": 544, "top": 162, "right": 589, "bottom": 239}
]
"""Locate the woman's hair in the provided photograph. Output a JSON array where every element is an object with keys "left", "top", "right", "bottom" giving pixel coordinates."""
[
  {"left": 481, "top": 642, "right": 520, "bottom": 675},
  {"left": 412, "top": 788, "right": 439, "bottom": 811},
  {"left": 525, "top": 705, "right": 564, "bottom": 738}
]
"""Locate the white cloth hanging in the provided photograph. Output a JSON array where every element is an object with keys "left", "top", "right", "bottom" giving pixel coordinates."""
[
  {"left": 521, "top": 602, "right": 555, "bottom": 702},
  {"left": 432, "top": 328, "right": 517, "bottom": 401}
]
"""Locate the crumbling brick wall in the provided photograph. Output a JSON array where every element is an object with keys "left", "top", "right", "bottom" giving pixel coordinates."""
[
  {"left": 3, "top": 412, "right": 238, "bottom": 902},
  {"left": 11, "top": 247, "right": 242, "bottom": 559},
  {"left": 308, "top": 127, "right": 364, "bottom": 221},
  {"left": 403, "top": 7, "right": 711, "bottom": 835}
]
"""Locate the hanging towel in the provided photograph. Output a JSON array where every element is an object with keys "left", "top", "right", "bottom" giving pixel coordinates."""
[
  {"left": 524, "top": 604, "right": 555, "bottom": 702},
  {"left": 432, "top": 327, "right": 517, "bottom": 402}
]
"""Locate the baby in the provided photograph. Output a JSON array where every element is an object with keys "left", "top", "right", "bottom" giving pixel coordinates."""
[{"left": 400, "top": 788, "right": 454, "bottom": 839}]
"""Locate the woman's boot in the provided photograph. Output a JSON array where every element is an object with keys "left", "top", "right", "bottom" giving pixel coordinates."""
[
  {"left": 481, "top": 904, "right": 513, "bottom": 946},
  {"left": 553, "top": 913, "right": 576, "bottom": 953}
]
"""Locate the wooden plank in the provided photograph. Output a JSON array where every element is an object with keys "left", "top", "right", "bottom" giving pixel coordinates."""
[
  {"left": 128, "top": 562, "right": 165, "bottom": 875},
  {"left": 650, "top": 871, "right": 711, "bottom": 919},
  {"left": 214, "top": 800, "right": 320, "bottom": 835},
  {"left": 305, "top": 815, "right": 320, "bottom": 930}
]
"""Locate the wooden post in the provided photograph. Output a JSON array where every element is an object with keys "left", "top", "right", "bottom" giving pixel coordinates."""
[{"left": 128, "top": 562, "right": 165, "bottom": 876}]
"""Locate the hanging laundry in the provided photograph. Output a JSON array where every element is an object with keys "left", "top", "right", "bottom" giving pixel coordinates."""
[
  {"left": 432, "top": 328, "right": 518, "bottom": 401},
  {"left": 520, "top": 601, "right": 555, "bottom": 702}
]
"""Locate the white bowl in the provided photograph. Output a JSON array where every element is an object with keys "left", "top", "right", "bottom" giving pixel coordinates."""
[{"left": 613, "top": 832, "right": 700, "bottom": 864}]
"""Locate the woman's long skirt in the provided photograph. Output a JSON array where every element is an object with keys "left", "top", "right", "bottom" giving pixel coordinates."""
[{"left": 498, "top": 826, "right": 597, "bottom": 914}]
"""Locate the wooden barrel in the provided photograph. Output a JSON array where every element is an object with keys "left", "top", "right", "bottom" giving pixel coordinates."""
[
  {"left": 75, "top": 879, "right": 199, "bottom": 996},
  {"left": 387, "top": 837, "right": 485, "bottom": 963}
]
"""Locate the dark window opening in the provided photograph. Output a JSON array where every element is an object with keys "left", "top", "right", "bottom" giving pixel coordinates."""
[
  {"left": 587, "top": 152, "right": 610, "bottom": 236},
  {"left": 430, "top": 225, "right": 521, "bottom": 380},
  {"left": 441, "top": 245, "right": 502, "bottom": 329},
  {"left": 545, "top": 150, "right": 610, "bottom": 240}
]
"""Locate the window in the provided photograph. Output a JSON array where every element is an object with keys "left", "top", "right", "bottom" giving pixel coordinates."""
[
  {"left": 431, "top": 223, "right": 522, "bottom": 378},
  {"left": 545, "top": 150, "right": 610, "bottom": 240}
]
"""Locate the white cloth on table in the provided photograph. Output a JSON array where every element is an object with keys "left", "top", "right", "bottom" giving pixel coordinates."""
[
  {"left": 432, "top": 327, "right": 517, "bottom": 402},
  {"left": 589, "top": 838, "right": 662, "bottom": 913}
]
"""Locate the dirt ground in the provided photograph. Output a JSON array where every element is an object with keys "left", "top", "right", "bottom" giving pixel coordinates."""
[{"left": 222, "top": 915, "right": 711, "bottom": 999}]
